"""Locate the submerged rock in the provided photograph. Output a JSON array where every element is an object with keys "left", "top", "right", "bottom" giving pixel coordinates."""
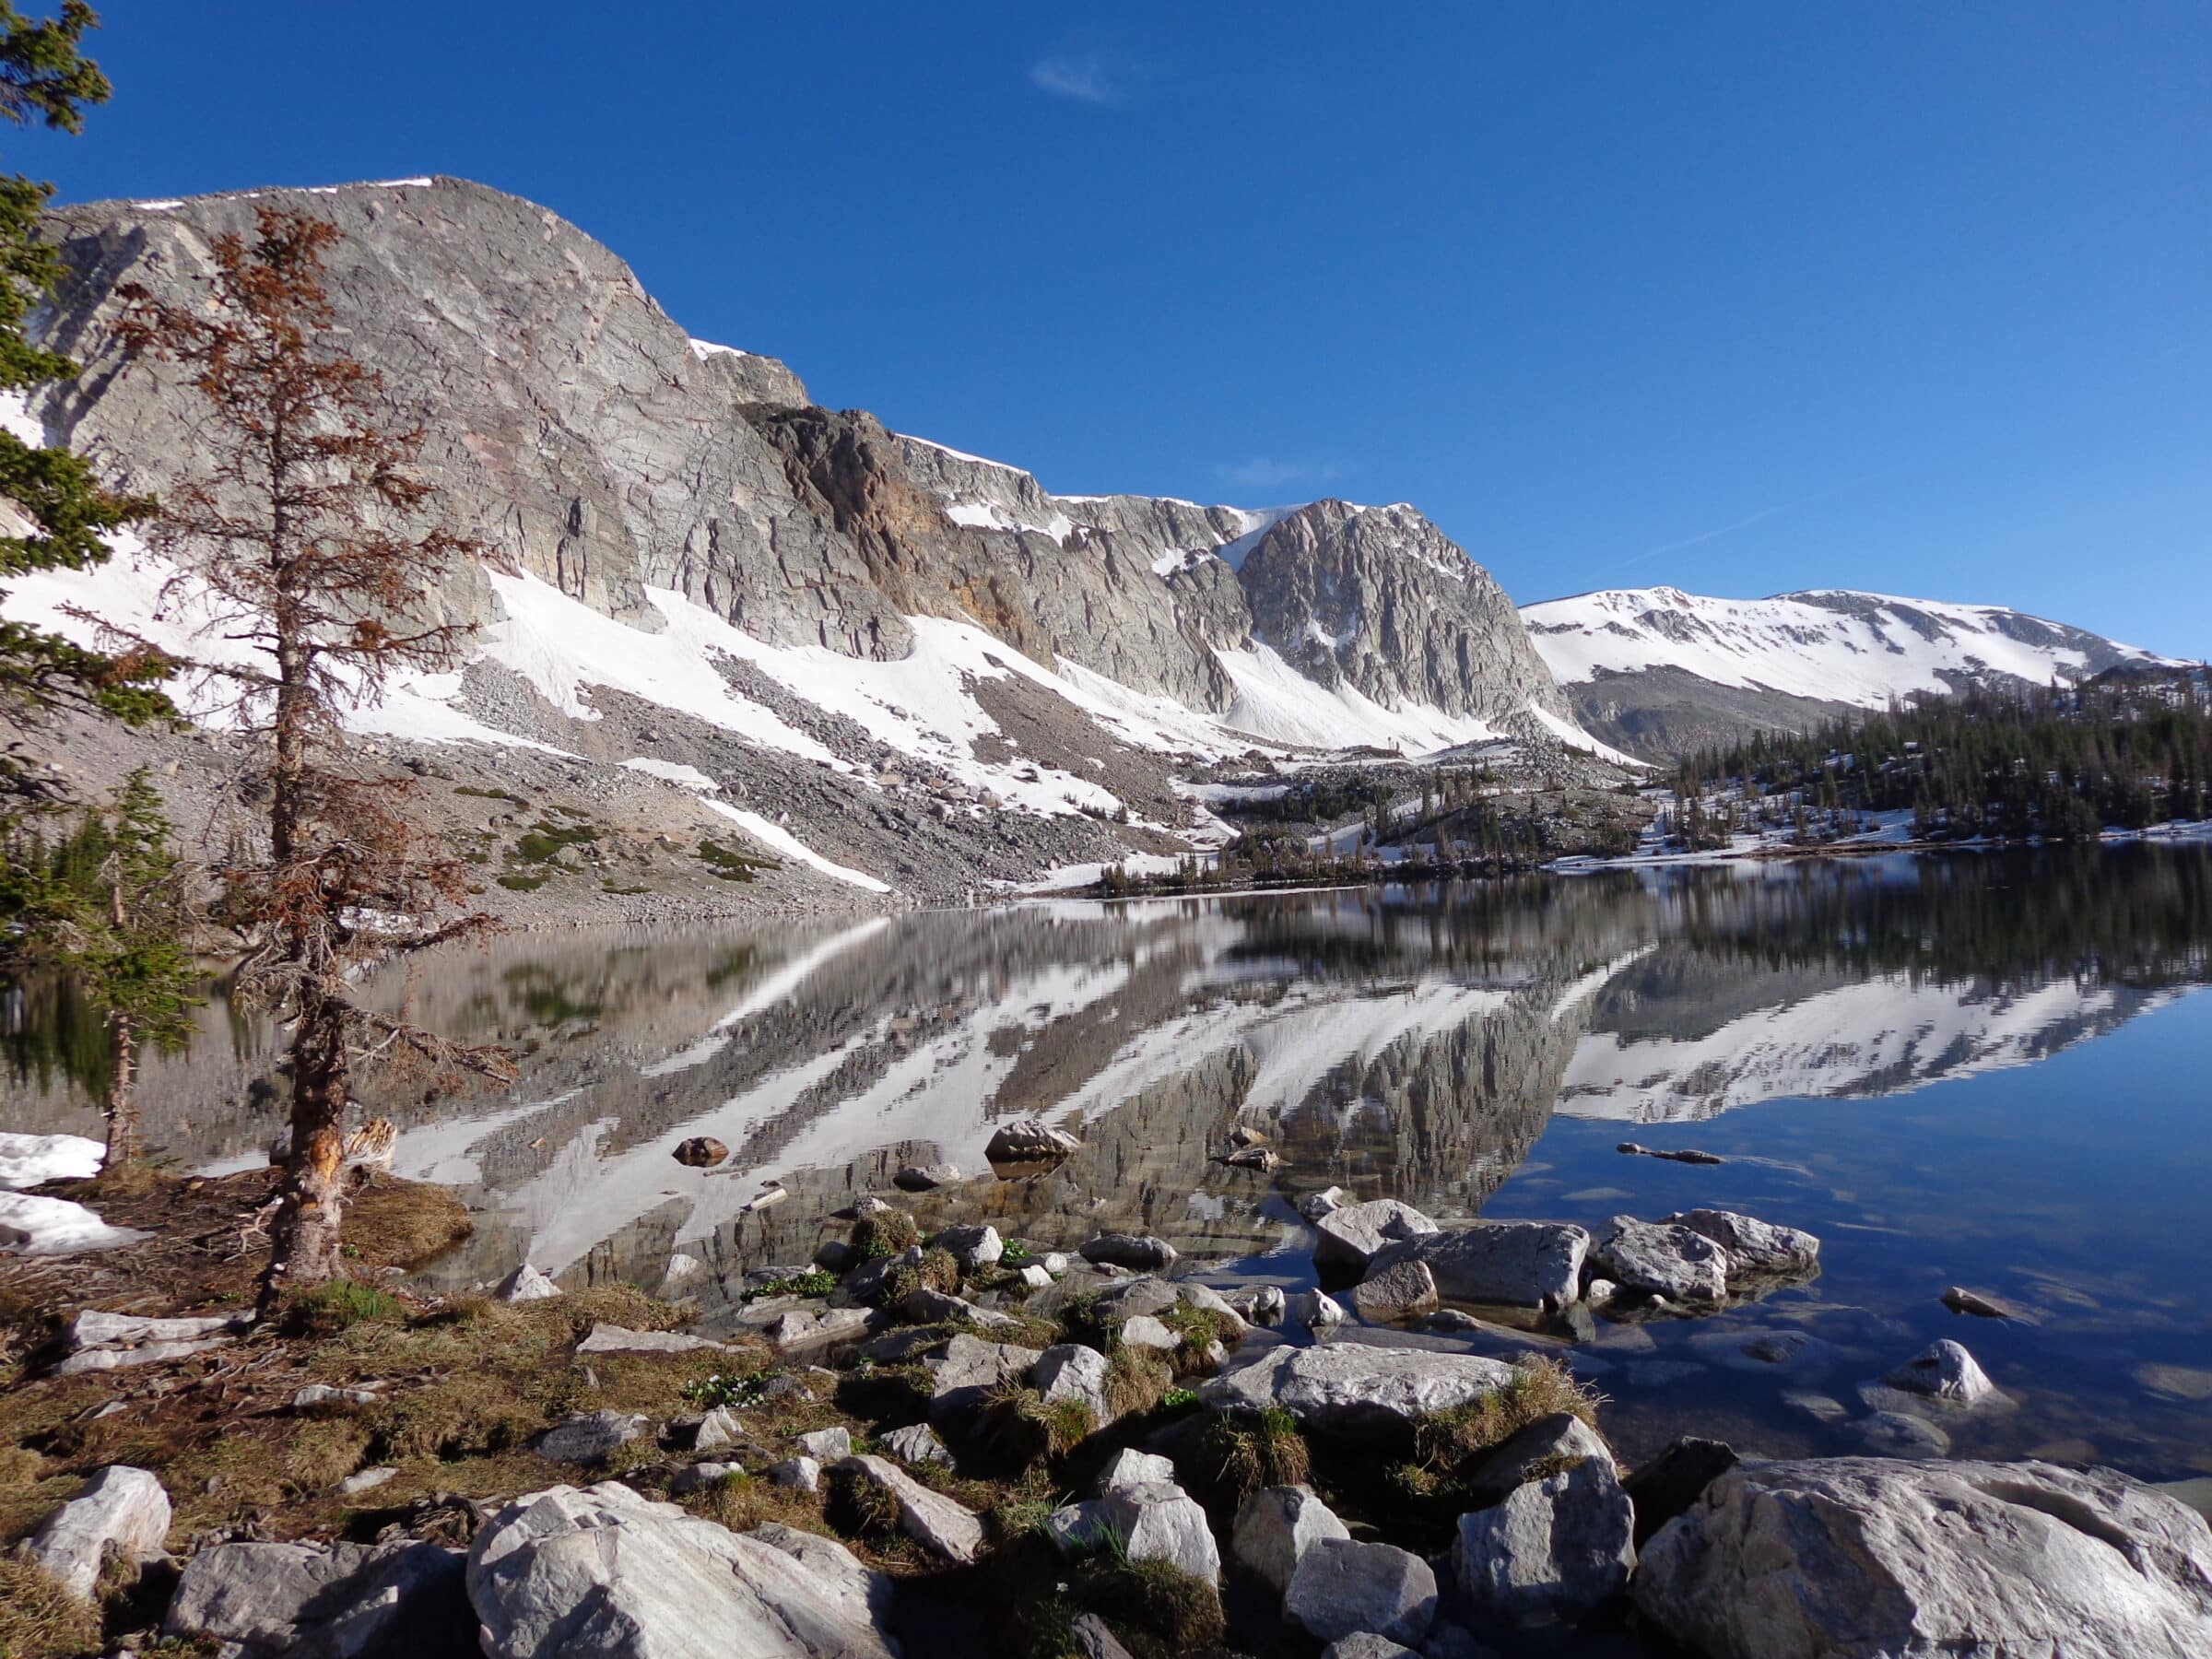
[
  {"left": 1635, "top": 1457, "right": 2212, "bottom": 1659},
  {"left": 1882, "top": 1337, "right": 1996, "bottom": 1404}
]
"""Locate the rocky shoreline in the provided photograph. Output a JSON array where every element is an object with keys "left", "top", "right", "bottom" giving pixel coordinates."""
[{"left": 4, "top": 1151, "right": 2209, "bottom": 1658}]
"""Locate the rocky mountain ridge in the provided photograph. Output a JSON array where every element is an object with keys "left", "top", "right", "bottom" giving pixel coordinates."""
[
  {"left": 3, "top": 174, "right": 1609, "bottom": 902},
  {"left": 1524, "top": 584, "right": 2190, "bottom": 761}
]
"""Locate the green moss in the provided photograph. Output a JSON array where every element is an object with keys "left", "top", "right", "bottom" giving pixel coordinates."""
[
  {"left": 698, "top": 838, "right": 781, "bottom": 882},
  {"left": 495, "top": 872, "right": 547, "bottom": 892}
]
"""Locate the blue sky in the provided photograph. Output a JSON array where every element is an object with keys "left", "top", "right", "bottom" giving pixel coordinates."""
[{"left": 18, "top": 3, "right": 2212, "bottom": 654}]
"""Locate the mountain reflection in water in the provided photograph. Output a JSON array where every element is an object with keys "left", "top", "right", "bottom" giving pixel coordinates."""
[{"left": 6, "top": 846, "right": 2207, "bottom": 1302}]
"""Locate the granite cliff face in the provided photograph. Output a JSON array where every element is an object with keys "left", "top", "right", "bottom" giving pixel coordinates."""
[{"left": 29, "top": 177, "right": 1585, "bottom": 760}]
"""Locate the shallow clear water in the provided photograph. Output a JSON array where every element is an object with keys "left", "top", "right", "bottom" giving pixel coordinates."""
[{"left": 9, "top": 843, "right": 2211, "bottom": 1483}]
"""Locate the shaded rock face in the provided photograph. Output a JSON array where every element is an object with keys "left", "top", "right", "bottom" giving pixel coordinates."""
[
  {"left": 1635, "top": 1457, "right": 2212, "bottom": 1659},
  {"left": 1239, "top": 500, "right": 1572, "bottom": 729}
]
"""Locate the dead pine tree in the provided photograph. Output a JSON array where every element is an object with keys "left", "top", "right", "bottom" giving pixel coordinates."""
[{"left": 114, "top": 208, "right": 515, "bottom": 1301}]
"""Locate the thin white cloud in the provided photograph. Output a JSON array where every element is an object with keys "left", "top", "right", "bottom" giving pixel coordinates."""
[
  {"left": 1217, "top": 457, "right": 1349, "bottom": 490},
  {"left": 1030, "top": 54, "right": 1123, "bottom": 105}
]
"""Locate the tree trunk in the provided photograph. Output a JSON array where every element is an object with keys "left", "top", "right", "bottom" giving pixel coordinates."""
[
  {"left": 260, "top": 994, "right": 349, "bottom": 1303},
  {"left": 100, "top": 1013, "right": 137, "bottom": 1171}
]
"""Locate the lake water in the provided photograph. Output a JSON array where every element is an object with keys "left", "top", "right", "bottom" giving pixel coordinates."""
[{"left": 8, "top": 844, "right": 2212, "bottom": 1485}]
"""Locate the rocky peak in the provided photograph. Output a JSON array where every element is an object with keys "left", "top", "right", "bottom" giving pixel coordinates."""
[{"left": 1238, "top": 500, "right": 1573, "bottom": 729}]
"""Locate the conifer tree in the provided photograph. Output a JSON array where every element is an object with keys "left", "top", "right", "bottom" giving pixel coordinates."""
[
  {"left": 0, "top": 4, "right": 170, "bottom": 808},
  {"left": 1, "top": 766, "right": 197, "bottom": 1168},
  {"left": 114, "top": 209, "right": 514, "bottom": 1297}
]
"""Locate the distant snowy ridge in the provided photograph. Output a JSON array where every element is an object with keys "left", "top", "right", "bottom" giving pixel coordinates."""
[{"left": 1522, "top": 585, "right": 2182, "bottom": 706}]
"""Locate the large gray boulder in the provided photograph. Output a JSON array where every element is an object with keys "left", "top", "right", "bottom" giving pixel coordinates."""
[
  {"left": 1589, "top": 1216, "right": 1729, "bottom": 1301},
  {"left": 1453, "top": 1455, "right": 1635, "bottom": 1626},
  {"left": 1201, "top": 1344, "right": 1517, "bottom": 1442},
  {"left": 165, "top": 1538, "right": 471, "bottom": 1658},
  {"left": 1663, "top": 1208, "right": 1819, "bottom": 1275},
  {"left": 924, "top": 1333, "right": 1045, "bottom": 1426},
  {"left": 467, "top": 1482, "right": 898, "bottom": 1657},
  {"left": 1231, "top": 1485, "right": 1350, "bottom": 1596},
  {"left": 22, "top": 1465, "right": 170, "bottom": 1599},
  {"left": 1312, "top": 1200, "right": 1439, "bottom": 1277},
  {"left": 745, "top": 1523, "right": 895, "bottom": 1632},
  {"left": 1350, "top": 1258, "right": 1441, "bottom": 1323},
  {"left": 1634, "top": 1457, "right": 2212, "bottom": 1659},
  {"left": 1049, "top": 1473, "right": 1220, "bottom": 1584},
  {"left": 1462, "top": 1412, "right": 1614, "bottom": 1509},
  {"left": 1283, "top": 1535, "right": 1438, "bottom": 1648},
  {"left": 1408, "top": 1222, "right": 1589, "bottom": 1308}
]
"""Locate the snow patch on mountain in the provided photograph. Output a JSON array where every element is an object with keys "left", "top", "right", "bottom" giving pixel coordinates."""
[{"left": 1522, "top": 585, "right": 2179, "bottom": 707}]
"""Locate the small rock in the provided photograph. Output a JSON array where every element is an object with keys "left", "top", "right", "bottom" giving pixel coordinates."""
[
  {"left": 762, "top": 1306, "right": 874, "bottom": 1351},
  {"left": 1321, "top": 1639, "right": 1421, "bottom": 1659},
  {"left": 1663, "top": 1208, "right": 1819, "bottom": 1275},
  {"left": 1861, "top": 1410, "right": 1952, "bottom": 1455},
  {"left": 659, "top": 1251, "right": 705, "bottom": 1291},
  {"left": 1622, "top": 1438, "right": 1737, "bottom": 1547},
  {"left": 934, "top": 1223, "right": 1003, "bottom": 1270},
  {"left": 1078, "top": 1233, "right": 1178, "bottom": 1272},
  {"left": 672, "top": 1136, "right": 728, "bottom": 1168},
  {"left": 1041, "top": 1253, "right": 1071, "bottom": 1275},
  {"left": 534, "top": 1411, "right": 646, "bottom": 1466},
  {"left": 1298, "top": 1186, "right": 1348, "bottom": 1220},
  {"left": 495, "top": 1263, "right": 561, "bottom": 1302},
  {"left": 338, "top": 1465, "right": 399, "bottom": 1496},
  {"left": 1463, "top": 1413, "right": 1614, "bottom": 1508},
  {"left": 1590, "top": 1216, "right": 1729, "bottom": 1302},
  {"left": 1299, "top": 1288, "right": 1347, "bottom": 1329},
  {"left": 54, "top": 1308, "right": 245, "bottom": 1375},
  {"left": 1583, "top": 1277, "right": 1618, "bottom": 1304},
  {"left": 671, "top": 1461, "right": 740, "bottom": 1494},
  {"left": 1232, "top": 1483, "right": 1350, "bottom": 1595},
  {"left": 1069, "top": 1611, "right": 1136, "bottom": 1659},
  {"left": 1943, "top": 1285, "right": 2018, "bottom": 1319},
  {"left": 1099, "top": 1449, "right": 1179, "bottom": 1495},
  {"left": 1454, "top": 1455, "right": 1636, "bottom": 1626},
  {"left": 1312, "top": 1199, "right": 1440, "bottom": 1276},
  {"left": 899, "top": 1287, "right": 1011, "bottom": 1327},
  {"left": 292, "top": 1383, "right": 381, "bottom": 1409},
  {"left": 1018, "top": 1263, "right": 1053, "bottom": 1290},
  {"left": 693, "top": 1406, "right": 744, "bottom": 1453},
  {"left": 881, "top": 1422, "right": 953, "bottom": 1467},
  {"left": 1285, "top": 1535, "right": 1439, "bottom": 1648},
  {"left": 770, "top": 1456, "right": 820, "bottom": 1491},
  {"left": 1427, "top": 1308, "right": 1484, "bottom": 1333},
  {"left": 794, "top": 1427, "right": 852, "bottom": 1462},
  {"left": 834, "top": 1454, "right": 985, "bottom": 1562},
  {"left": 984, "top": 1121, "right": 1079, "bottom": 1164},
  {"left": 1617, "top": 1142, "right": 1724, "bottom": 1164},
  {"left": 22, "top": 1465, "right": 171, "bottom": 1599},
  {"left": 576, "top": 1323, "right": 727, "bottom": 1356},
  {"left": 893, "top": 1163, "right": 959, "bottom": 1193},
  {"left": 1213, "top": 1145, "right": 1279, "bottom": 1170},
  {"left": 813, "top": 1240, "right": 853, "bottom": 1274},
  {"left": 1049, "top": 1480, "right": 1219, "bottom": 1583},
  {"left": 1034, "top": 1343, "right": 1115, "bottom": 1426},
  {"left": 1352, "top": 1258, "right": 1441, "bottom": 1322},
  {"left": 1119, "top": 1314, "right": 1178, "bottom": 1350},
  {"left": 1230, "top": 1285, "right": 1288, "bottom": 1323},
  {"left": 1883, "top": 1338, "right": 1995, "bottom": 1404},
  {"left": 1411, "top": 1221, "right": 1591, "bottom": 1309}
]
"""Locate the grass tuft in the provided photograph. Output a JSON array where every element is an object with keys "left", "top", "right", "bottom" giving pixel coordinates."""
[
  {"left": 0, "top": 1559, "right": 101, "bottom": 1659},
  {"left": 1101, "top": 1346, "right": 1172, "bottom": 1419},
  {"left": 1193, "top": 1405, "right": 1309, "bottom": 1500},
  {"left": 280, "top": 1281, "right": 404, "bottom": 1338},
  {"left": 850, "top": 1210, "right": 920, "bottom": 1258}
]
